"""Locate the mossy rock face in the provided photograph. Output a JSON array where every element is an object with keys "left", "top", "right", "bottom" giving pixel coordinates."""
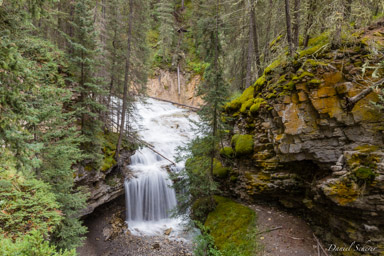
[
  {"left": 240, "top": 98, "right": 254, "bottom": 113},
  {"left": 250, "top": 98, "right": 267, "bottom": 115},
  {"left": 264, "top": 59, "right": 281, "bottom": 75},
  {"left": 225, "top": 99, "right": 242, "bottom": 112},
  {"left": 354, "top": 167, "right": 375, "bottom": 180},
  {"left": 213, "top": 158, "right": 230, "bottom": 178},
  {"left": 205, "top": 196, "right": 258, "bottom": 255},
  {"left": 232, "top": 134, "right": 254, "bottom": 156},
  {"left": 220, "top": 147, "right": 235, "bottom": 158},
  {"left": 225, "top": 86, "right": 254, "bottom": 113}
]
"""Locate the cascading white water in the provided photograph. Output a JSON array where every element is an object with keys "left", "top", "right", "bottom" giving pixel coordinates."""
[{"left": 124, "top": 98, "right": 197, "bottom": 236}]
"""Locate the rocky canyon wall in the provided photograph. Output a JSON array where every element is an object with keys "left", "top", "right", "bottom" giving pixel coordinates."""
[
  {"left": 219, "top": 23, "right": 384, "bottom": 254},
  {"left": 146, "top": 69, "right": 203, "bottom": 108}
]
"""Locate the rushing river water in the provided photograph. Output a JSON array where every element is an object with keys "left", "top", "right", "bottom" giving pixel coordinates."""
[{"left": 124, "top": 98, "right": 197, "bottom": 237}]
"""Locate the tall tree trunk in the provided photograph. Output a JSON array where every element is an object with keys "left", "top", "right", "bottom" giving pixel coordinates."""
[
  {"left": 245, "top": 23, "right": 253, "bottom": 88},
  {"left": 177, "top": 64, "right": 181, "bottom": 95},
  {"left": 116, "top": 0, "right": 133, "bottom": 160},
  {"left": 284, "top": 0, "right": 294, "bottom": 56},
  {"left": 303, "top": 0, "right": 316, "bottom": 48},
  {"left": 332, "top": 0, "right": 343, "bottom": 47},
  {"left": 210, "top": 0, "right": 220, "bottom": 181},
  {"left": 292, "top": 0, "right": 300, "bottom": 50},
  {"left": 344, "top": 0, "right": 353, "bottom": 20},
  {"left": 263, "top": 0, "right": 274, "bottom": 63},
  {"left": 250, "top": 5, "right": 261, "bottom": 77}
]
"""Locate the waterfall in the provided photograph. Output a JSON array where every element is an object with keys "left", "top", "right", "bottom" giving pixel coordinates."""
[
  {"left": 125, "top": 162, "right": 177, "bottom": 222},
  {"left": 124, "top": 98, "right": 197, "bottom": 236}
]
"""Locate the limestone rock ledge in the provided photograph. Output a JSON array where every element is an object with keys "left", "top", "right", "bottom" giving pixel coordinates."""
[
  {"left": 221, "top": 23, "right": 384, "bottom": 254},
  {"left": 75, "top": 150, "right": 133, "bottom": 217}
]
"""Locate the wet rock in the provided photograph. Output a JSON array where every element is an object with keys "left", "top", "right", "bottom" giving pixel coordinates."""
[
  {"left": 152, "top": 242, "right": 160, "bottom": 250},
  {"left": 164, "top": 228, "right": 172, "bottom": 236}
]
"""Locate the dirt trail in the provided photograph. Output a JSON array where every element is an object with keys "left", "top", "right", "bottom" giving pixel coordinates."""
[{"left": 249, "top": 203, "right": 319, "bottom": 256}]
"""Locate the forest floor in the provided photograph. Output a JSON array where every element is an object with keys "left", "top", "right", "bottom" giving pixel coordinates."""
[
  {"left": 249, "top": 203, "right": 319, "bottom": 256},
  {"left": 77, "top": 196, "right": 319, "bottom": 256}
]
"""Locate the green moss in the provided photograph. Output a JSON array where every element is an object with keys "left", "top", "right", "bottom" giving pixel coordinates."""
[
  {"left": 191, "top": 197, "right": 216, "bottom": 222},
  {"left": 269, "top": 35, "right": 283, "bottom": 48},
  {"left": 309, "top": 79, "right": 322, "bottom": 86},
  {"left": 101, "top": 155, "right": 116, "bottom": 172},
  {"left": 292, "top": 71, "right": 314, "bottom": 81},
  {"left": 220, "top": 147, "right": 235, "bottom": 158},
  {"left": 250, "top": 98, "right": 267, "bottom": 115},
  {"left": 205, "top": 196, "right": 259, "bottom": 256},
  {"left": 304, "top": 59, "right": 328, "bottom": 67},
  {"left": 233, "top": 134, "right": 254, "bottom": 156},
  {"left": 354, "top": 167, "right": 375, "bottom": 180},
  {"left": 231, "top": 134, "right": 240, "bottom": 147},
  {"left": 240, "top": 98, "right": 254, "bottom": 113},
  {"left": 226, "top": 86, "right": 254, "bottom": 112},
  {"left": 213, "top": 159, "right": 230, "bottom": 178},
  {"left": 253, "top": 75, "right": 266, "bottom": 90},
  {"left": 277, "top": 74, "right": 287, "bottom": 84},
  {"left": 266, "top": 92, "right": 276, "bottom": 99},
  {"left": 299, "top": 45, "right": 323, "bottom": 58},
  {"left": 283, "top": 81, "right": 295, "bottom": 91},
  {"left": 238, "top": 86, "right": 255, "bottom": 103},
  {"left": 354, "top": 145, "right": 379, "bottom": 153},
  {"left": 100, "top": 131, "right": 134, "bottom": 172},
  {"left": 307, "top": 32, "right": 330, "bottom": 47},
  {"left": 225, "top": 99, "right": 242, "bottom": 112},
  {"left": 264, "top": 59, "right": 281, "bottom": 75}
]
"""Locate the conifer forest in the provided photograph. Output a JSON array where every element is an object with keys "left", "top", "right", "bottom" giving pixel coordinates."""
[{"left": 1, "top": 0, "right": 384, "bottom": 255}]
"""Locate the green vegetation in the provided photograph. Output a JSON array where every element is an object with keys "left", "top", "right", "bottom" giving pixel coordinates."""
[
  {"left": 232, "top": 134, "right": 254, "bottom": 156},
  {"left": 205, "top": 196, "right": 259, "bottom": 256},
  {"left": 354, "top": 167, "right": 375, "bottom": 181},
  {"left": 220, "top": 147, "right": 235, "bottom": 158},
  {"left": 213, "top": 159, "right": 230, "bottom": 178}
]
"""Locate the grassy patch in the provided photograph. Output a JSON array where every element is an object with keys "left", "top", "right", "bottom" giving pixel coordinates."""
[{"left": 205, "top": 196, "right": 260, "bottom": 256}]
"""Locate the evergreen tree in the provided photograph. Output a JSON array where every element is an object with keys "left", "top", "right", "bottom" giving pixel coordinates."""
[
  {"left": 116, "top": 0, "right": 150, "bottom": 158},
  {"left": 155, "top": 0, "right": 176, "bottom": 63},
  {"left": 174, "top": 0, "right": 229, "bottom": 221},
  {"left": 66, "top": 0, "right": 104, "bottom": 167}
]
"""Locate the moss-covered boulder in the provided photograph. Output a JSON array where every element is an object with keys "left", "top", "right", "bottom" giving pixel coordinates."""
[
  {"left": 205, "top": 196, "right": 259, "bottom": 255},
  {"left": 220, "top": 147, "right": 235, "bottom": 158},
  {"left": 232, "top": 134, "right": 254, "bottom": 156}
]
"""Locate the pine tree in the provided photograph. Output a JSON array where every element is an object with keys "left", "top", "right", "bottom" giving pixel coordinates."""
[
  {"left": 66, "top": 0, "right": 104, "bottom": 167},
  {"left": 174, "top": 0, "right": 229, "bottom": 221},
  {"left": 155, "top": 0, "right": 175, "bottom": 63},
  {"left": 116, "top": 0, "right": 149, "bottom": 159}
]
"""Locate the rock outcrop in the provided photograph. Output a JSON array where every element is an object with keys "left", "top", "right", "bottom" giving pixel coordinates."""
[
  {"left": 221, "top": 22, "right": 384, "bottom": 254},
  {"left": 147, "top": 69, "right": 203, "bottom": 108},
  {"left": 75, "top": 132, "right": 135, "bottom": 217}
]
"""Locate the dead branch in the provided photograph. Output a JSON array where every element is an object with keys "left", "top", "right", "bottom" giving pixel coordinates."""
[
  {"left": 345, "top": 78, "right": 384, "bottom": 110},
  {"left": 313, "top": 234, "right": 329, "bottom": 256}
]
